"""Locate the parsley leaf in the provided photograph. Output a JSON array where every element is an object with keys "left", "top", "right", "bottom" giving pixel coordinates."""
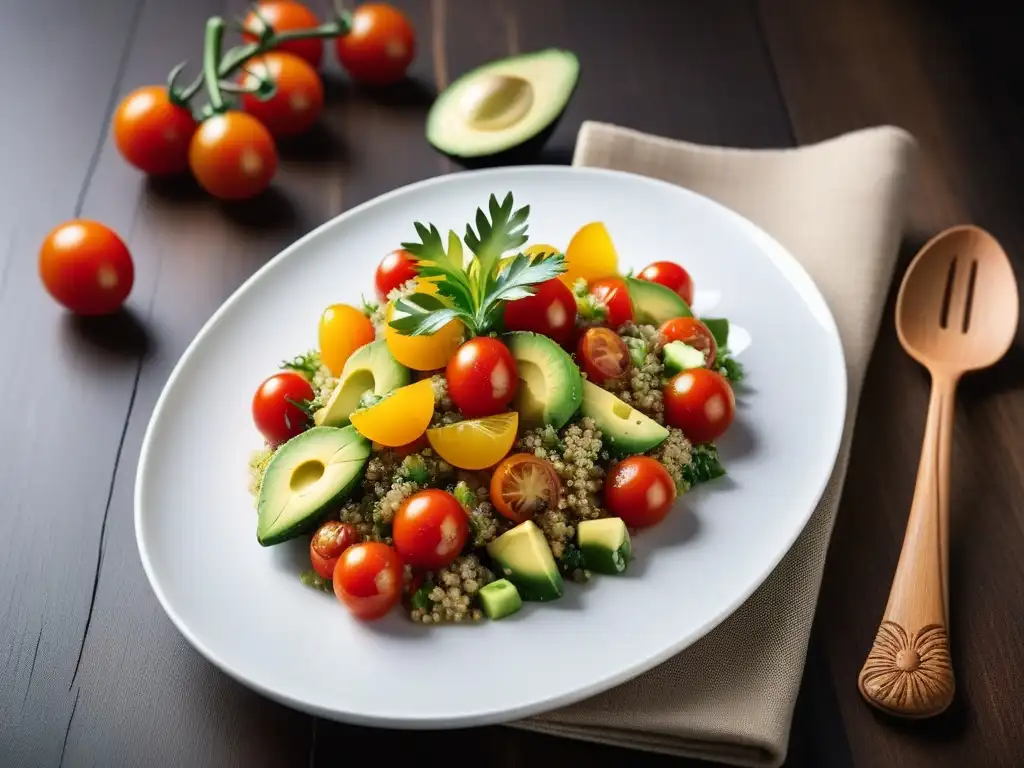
[
  {"left": 465, "top": 193, "right": 530, "bottom": 300},
  {"left": 681, "top": 444, "right": 726, "bottom": 488},
  {"left": 280, "top": 350, "right": 320, "bottom": 379},
  {"left": 716, "top": 352, "right": 745, "bottom": 382},
  {"left": 480, "top": 251, "right": 566, "bottom": 328},
  {"left": 401, "top": 225, "right": 475, "bottom": 311}
]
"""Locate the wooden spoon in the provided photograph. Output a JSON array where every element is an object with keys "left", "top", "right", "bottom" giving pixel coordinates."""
[{"left": 857, "top": 224, "right": 1018, "bottom": 719}]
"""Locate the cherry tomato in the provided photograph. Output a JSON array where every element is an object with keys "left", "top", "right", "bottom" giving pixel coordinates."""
[
  {"left": 240, "top": 52, "right": 324, "bottom": 138},
  {"left": 445, "top": 337, "right": 518, "bottom": 418},
  {"left": 375, "top": 249, "right": 418, "bottom": 302},
  {"left": 189, "top": 111, "right": 278, "bottom": 200},
  {"left": 490, "top": 454, "right": 562, "bottom": 524},
  {"left": 39, "top": 220, "right": 134, "bottom": 315},
  {"left": 333, "top": 541, "right": 404, "bottom": 620},
  {"left": 319, "top": 303, "right": 376, "bottom": 376},
  {"left": 659, "top": 316, "right": 718, "bottom": 368},
  {"left": 393, "top": 489, "right": 468, "bottom": 569},
  {"left": 604, "top": 456, "right": 677, "bottom": 528},
  {"left": 502, "top": 278, "right": 578, "bottom": 346},
  {"left": 588, "top": 277, "right": 633, "bottom": 329},
  {"left": 243, "top": 1, "right": 323, "bottom": 67},
  {"left": 663, "top": 368, "right": 736, "bottom": 444},
  {"left": 309, "top": 520, "right": 360, "bottom": 580},
  {"left": 252, "top": 371, "right": 314, "bottom": 445},
  {"left": 112, "top": 85, "right": 197, "bottom": 176},
  {"left": 335, "top": 3, "right": 416, "bottom": 85},
  {"left": 576, "top": 327, "right": 631, "bottom": 385},
  {"left": 637, "top": 261, "right": 694, "bottom": 306},
  {"left": 392, "top": 434, "right": 429, "bottom": 457}
]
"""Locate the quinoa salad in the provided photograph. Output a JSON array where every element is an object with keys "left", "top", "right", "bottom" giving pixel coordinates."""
[{"left": 248, "top": 192, "right": 745, "bottom": 624}]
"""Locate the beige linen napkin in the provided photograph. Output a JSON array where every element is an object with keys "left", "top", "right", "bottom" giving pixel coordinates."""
[{"left": 516, "top": 122, "right": 918, "bottom": 766}]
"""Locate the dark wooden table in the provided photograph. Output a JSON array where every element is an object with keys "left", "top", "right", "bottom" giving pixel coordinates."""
[{"left": 3, "top": 1, "right": 1022, "bottom": 766}]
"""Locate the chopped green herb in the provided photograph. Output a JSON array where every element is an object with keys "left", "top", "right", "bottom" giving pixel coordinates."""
[
  {"left": 717, "top": 353, "right": 745, "bottom": 383},
  {"left": 682, "top": 444, "right": 726, "bottom": 488},
  {"left": 280, "top": 350, "right": 321, "bottom": 379},
  {"left": 299, "top": 570, "right": 332, "bottom": 593},
  {"left": 401, "top": 454, "right": 430, "bottom": 485},
  {"left": 452, "top": 480, "right": 477, "bottom": 510},
  {"left": 624, "top": 336, "right": 649, "bottom": 368},
  {"left": 411, "top": 582, "right": 434, "bottom": 611}
]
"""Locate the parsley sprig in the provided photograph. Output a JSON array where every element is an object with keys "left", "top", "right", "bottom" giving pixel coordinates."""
[{"left": 387, "top": 193, "right": 567, "bottom": 337}]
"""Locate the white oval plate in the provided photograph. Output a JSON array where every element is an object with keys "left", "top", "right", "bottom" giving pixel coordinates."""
[{"left": 136, "top": 166, "right": 846, "bottom": 728}]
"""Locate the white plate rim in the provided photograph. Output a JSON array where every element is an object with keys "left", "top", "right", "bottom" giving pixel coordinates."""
[{"left": 135, "top": 165, "right": 848, "bottom": 728}]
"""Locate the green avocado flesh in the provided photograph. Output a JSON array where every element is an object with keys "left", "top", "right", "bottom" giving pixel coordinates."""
[
  {"left": 257, "top": 426, "right": 370, "bottom": 546},
  {"left": 579, "top": 380, "right": 668, "bottom": 454},
  {"left": 578, "top": 517, "right": 632, "bottom": 575},
  {"left": 486, "top": 520, "right": 564, "bottom": 602},
  {"left": 315, "top": 340, "right": 409, "bottom": 427},
  {"left": 478, "top": 578, "right": 523, "bottom": 619},
  {"left": 626, "top": 277, "right": 692, "bottom": 325},
  {"left": 505, "top": 331, "right": 582, "bottom": 429},
  {"left": 426, "top": 49, "right": 580, "bottom": 161}
]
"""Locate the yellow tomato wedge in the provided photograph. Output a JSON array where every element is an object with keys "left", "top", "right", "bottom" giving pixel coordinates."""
[
  {"left": 562, "top": 222, "right": 619, "bottom": 287},
  {"left": 426, "top": 412, "right": 519, "bottom": 470},
  {"left": 384, "top": 283, "right": 464, "bottom": 371},
  {"left": 319, "top": 304, "right": 376, "bottom": 375},
  {"left": 525, "top": 243, "right": 560, "bottom": 258},
  {"left": 350, "top": 379, "right": 435, "bottom": 447}
]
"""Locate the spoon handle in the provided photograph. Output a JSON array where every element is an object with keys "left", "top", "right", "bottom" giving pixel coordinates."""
[{"left": 857, "top": 373, "right": 956, "bottom": 718}]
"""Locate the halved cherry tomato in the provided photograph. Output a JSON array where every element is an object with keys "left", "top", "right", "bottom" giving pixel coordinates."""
[
  {"left": 393, "top": 489, "right": 468, "bottom": 569},
  {"left": 604, "top": 456, "right": 677, "bottom": 528},
  {"left": 490, "top": 454, "right": 562, "bottom": 524},
  {"left": 243, "top": 1, "right": 323, "bottom": 67},
  {"left": 663, "top": 368, "right": 735, "bottom": 444},
  {"left": 375, "top": 249, "right": 418, "bottom": 302},
  {"left": 39, "top": 220, "right": 134, "bottom": 316},
  {"left": 502, "top": 278, "right": 578, "bottom": 346},
  {"left": 659, "top": 316, "right": 717, "bottom": 368},
  {"left": 335, "top": 3, "right": 416, "bottom": 85},
  {"left": 392, "top": 433, "right": 429, "bottom": 457},
  {"left": 112, "top": 85, "right": 197, "bottom": 176},
  {"left": 445, "top": 337, "right": 518, "bottom": 418},
  {"left": 309, "top": 520, "right": 360, "bottom": 579},
  {"left": 252, "top": 371, "right": 314, "bottom": 445},
  {"left": 638, "top": 261, "right": 695, "bottom": 306},
  {"left": 333, "top": 541, "right": 403, "bottom": 620},
  {"left": 240, "top": 52, "right": 324, "bottom": 138},
  {"left": 576, "top": 327, "right": 631, "bottom": 385},
  {"left": 588, "top": 277, "right": 633, "bottom": 329},
  {"left": 319, "top": 303, "right": 375, "bottom": 376},
  {"left": 189, "top": 111, "right": 277, "bottom": 200}
]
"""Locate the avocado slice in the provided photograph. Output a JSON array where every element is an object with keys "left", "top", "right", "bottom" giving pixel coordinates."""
[
  {"left": 315, "top": 340, "right": 410, "bottom": 427},
  {"left": 578, "top": 518, "right": 632, "bottom": 575},
  {"left": 663, "top": 341, "right": 707, "bottom": 374},
  {"left": 626, "top": 277, "right": 692, "bottom": 326},
  {"left": 426, "top": 49, "right": 580, "bottom": 167},
  {"left": 504, "top": 331, "right": 582, "bottom": 429},
  {"left": 580, "top": 379, "right": 669, "bottom": 454},
  {"left": 486, "top": 520, "right": 564, "bottom": 602},
  {"left": 478, "top": 578, "right": 523, "bottom": 619},
  {"left": 256, "top": 426, "right": 370, "bottom": 546}
]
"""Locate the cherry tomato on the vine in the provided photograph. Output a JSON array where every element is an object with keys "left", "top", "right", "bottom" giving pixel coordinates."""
[
  {"left": 490, "top": 454, "right": 562, "bottom": 524},
  {"left": 604, "top": 456, "right": 677, "bottom": 528},
  {"left": 659, "top": 316, "right": 717, "bottom": 368},
  {"left": 502, "top": 278, "right": 578, "bottom": 346},
  {"left": 333, "top": 541, "right": 404, "bottom": 620},
  {"left": 637, "top": 261, "right": 695, "bottom": 306},
  {"left": 576, "top": 327, "right": 631, "bottom": 385},
  {"left": 241, "top": 52, "right": 324, "bottom": 138},
  {"left": 252, "top": 371, "right": 314, "bottom": 445},
  {"left": 309, "top": 520, "right": 360, "bottom": 580},
  {"left": 374, "top": 249, "right": 418, "bottom": 302},
  {"left": 335, "top": 3, "right": 416, "bottom": 85},
  {"left": 112, "top": 85, "right": 197, "bottom": 176},
  {"left": 588, "top": 277, "right": 633, "bottom": 329},
  {"left": 39, "top": 220, "right": 134, "bottom": 316},
  {"left": 393, "top": 489, "right": 468, "bottom": 570},
  {"left": 243, "top": 1, "right": 323, "bottom": 68},
  {"left": 445, "top": 337, "right": 518, "bottom": 418},
  {"left": 189, "top": 111, "right": 278, "bottom": 200},
  {"left": 663, "top": 367, "right": 736, "bottom": 444}
]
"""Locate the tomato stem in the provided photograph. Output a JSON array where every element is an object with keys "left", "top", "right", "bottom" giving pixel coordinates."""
[
  {"left": 174, "top": 7, "right": 352, "bottom": 110},
  {"left": 202, "top": 16, "right": 228, "bottom": 113}
]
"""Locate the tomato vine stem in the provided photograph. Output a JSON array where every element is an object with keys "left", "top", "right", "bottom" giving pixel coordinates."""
[{"left": 202, "top": 16, "right": 228, "bottom": 114}]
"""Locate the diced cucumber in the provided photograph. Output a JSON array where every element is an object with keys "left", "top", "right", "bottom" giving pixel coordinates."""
[
  {"left": 663, "top": 341, "right": 707, "bottom": 374},
  {"left": 577, "top": 517, "right": 632, "bottom": 575},
  {"left": 478, "top": 579, "right": 523, "bottom": 619}
]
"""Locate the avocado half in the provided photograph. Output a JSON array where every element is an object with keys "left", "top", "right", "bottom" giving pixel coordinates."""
[{"left": 426, "top": 49, "right": 580, "bottom": 167}]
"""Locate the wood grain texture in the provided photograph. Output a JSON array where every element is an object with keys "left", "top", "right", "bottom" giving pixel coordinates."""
[
  {"left": 760, "top": 0, "right": 1024, "bottom": 764},
  {"left": 1, "top": 0, "right": 1021, "bottom": 766}
]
